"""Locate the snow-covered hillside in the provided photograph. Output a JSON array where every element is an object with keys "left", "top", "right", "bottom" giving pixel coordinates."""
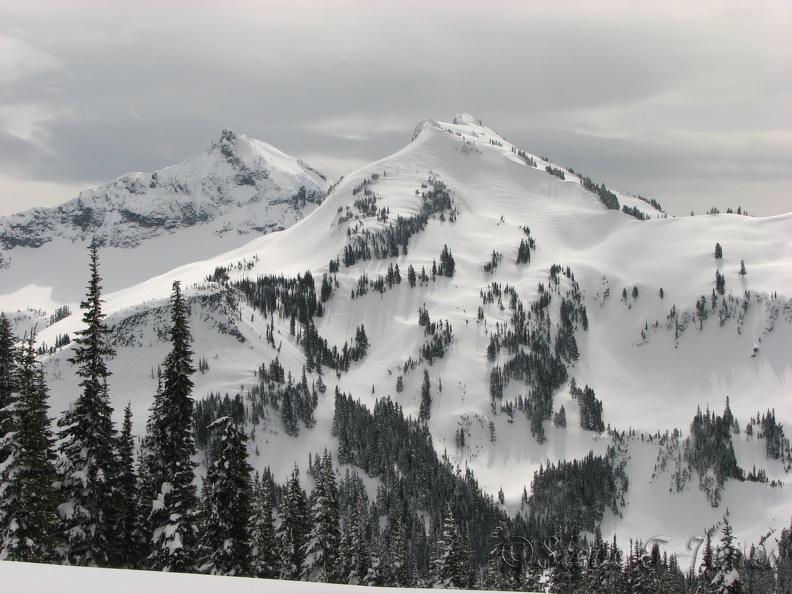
[
  {"left": 1, "top": 114, "right": 791, "bottom": 580},
  {"left": 0, "top": 130, "right": 328, "bottom": 308}
]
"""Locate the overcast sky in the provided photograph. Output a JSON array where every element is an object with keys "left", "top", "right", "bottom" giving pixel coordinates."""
[{"left": 1, "top": 0, "right": 790, "bottom": 217}]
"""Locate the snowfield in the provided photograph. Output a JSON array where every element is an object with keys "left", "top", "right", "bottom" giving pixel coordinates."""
[{"left": 0, "top": 560, "right": 538, "bottom": 594}]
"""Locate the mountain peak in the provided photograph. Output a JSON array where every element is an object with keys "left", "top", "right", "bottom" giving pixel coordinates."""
[
  {"left": 0, "top": 131, "right": 328, "bottom": 292},
  {"left": 453, "top": 112, "right": 484, "bottom": 127}
]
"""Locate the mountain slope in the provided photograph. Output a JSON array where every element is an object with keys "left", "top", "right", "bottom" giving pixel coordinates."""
[
  {"left": 0, "top": 130, "right": 327, "bottom": 307},
  {"left": 3, "top": 114, "right": 792, "bottom": 570}
]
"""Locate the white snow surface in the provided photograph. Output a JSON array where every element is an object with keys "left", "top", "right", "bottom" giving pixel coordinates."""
[
  {"left": 0, "top": 561, "right": 531, "bottom": 594},
  {"left": 1, "top": 114, "right": 791, "bottom": 571}
]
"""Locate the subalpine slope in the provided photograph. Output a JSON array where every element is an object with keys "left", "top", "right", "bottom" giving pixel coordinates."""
[{"left": 13, "top": 114, "right": 792, "bottom": 566}]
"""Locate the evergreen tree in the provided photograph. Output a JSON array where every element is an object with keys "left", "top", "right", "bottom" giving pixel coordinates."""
[
  {"left": 715, "top": 243, "right": 723, "bottom": 259},
  {"left": 554, "top": 405, "right": 567, "bottom": 428},
  {"left": 712, "top": 516, "right": 743, "bottom": 593},
  {"left": 432, "top": 504, "right": 465, "bottom": 589},
  {"left": 485, "top": 520, "right": 519, "bottom": 590},
  {"left": 114, "top": 403, "right": 142, "bottom": 568},
  {"left": 777, "top": 518, "right": 792, "bottom": 594},
  {"left": 419, "top": 369, "right": 432, "bottom": 421},
  {"left": 664, "top": 553, "right": 688, "bottom": 594},
  {"left": 198, "top": 416, "right": 253, "bottom": 576},
  {"left": 341, "top": 497, "right": 369, "bottom": 584},
  {"left": 56, "top": 244, "right": 118, "bottom": 566},
  {"left": 584, "top": 526, "right": 608, "bottom": 593},
  {"left": 438, "top": 244, "right": 455, "bottom": 277},
  {"left": 386, "top": 519, "right": 409, "bottom": 587},
  {"left": 363, "top": 537, "right": 386, "bottom": 586},
  {"left": 738, "top": 260, "right": 747, "bottom": 277},
  {"left": 277, "top": 465, "right": 310, "bottom": 580},
  {"left": 623, "top": 538, "right": 653, "bottom": 594},
  {"left": 250, "top": 473, "right": 278, "bottom": 578},
  {"left": 698, "top": 533, "right": 717, "bottom": 594},
  {"left": 302, "top": 449, "right": 341, "bottom": 582},
  {"left": 715, "top": 271, "right": 726, "bottom": 295},
  {"left": 0, "top": 335, "right": 60, "bottom": 562},
  {"left": 140, "top": 280, "right": 199, "bottom": 572},
  {"left": 548, "top": 527, "right": 583, "bottom": 593},
  {"left": 0, "top": 314, "right": 18, "bottom": 463}
]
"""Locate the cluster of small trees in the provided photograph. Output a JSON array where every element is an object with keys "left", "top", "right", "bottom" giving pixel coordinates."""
[
  {"left": 483, "top": 250, "right": 503, "bottom": 274},
  {"left": 545, "top": 165, "right": 566, "bottom": 180},
  {"left": 580, "top": 175, "right": 620, "bottom": 210},
  {"left": 636, "top": 194, "right": 664, "bottom": 213},
  {"left": 755, "top": 409, "right": 792, "bottom": 468},
  {"left": 715, "top": 270, "right": 727, "bottom": 295},
  {"left": 516, "top": 230, "right": 535, "bottom": 264},
  {"left": 437, "top": 244, "right": 456, "bottom": 277},
  {"left": 498, "top": 516, "right": 788, "bottom": 594},
  {"left": 529, "top": 450, "right": 624, "bottom": 535},
  {"left": 570, "top": 380, "right": 605, "bottom": 433},
  {"left": 485, "top": 267, "right": 588, "bottom": 443},
  {"left": 341, "top": 176, "right": 456, "bottom": 267},
  {"left": 684, "top": 400, "right": 744, "bottom": 506},
  {"left": 622, "top": 204, "right": 649, "bottom": 220},
  {"left": 235, "top": 272, "right": 367, "bottom": 373},
  {"left": 512, "top": 147, "right": 537, "bottom": 168}
]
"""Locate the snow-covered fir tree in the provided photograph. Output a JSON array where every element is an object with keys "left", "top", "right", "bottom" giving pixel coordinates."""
[
  {"left": 0, "top": 334, "right": 60, "bottom": 562},
  {"left": 0, "top": 313, "right": 18, "bottom": 460},
  {"left": 340, "top": 496, "right": 369, "bottom": 584},
  {"left": 55, "top": 244, "right": 118, "bottom": 566},
  {"left": 276, "top": 465, "right": 310, "bottom": 580},
  {"left": 139, "top": 280, "right": 199, "bottom": 572},
  {"left": 250, "top": 472, "right": 278, "bottom": 578},
  {"left": 548, "top": 527, "right": 583, "bottom": 593},
  {"left": 485, "top": 520, "right": 519, "bottom": 590},
  {"left": 386, "top": 518, "right": 409, "bottom": 587},
  {"left": 777, "top": 518, "right": 792, "bottom": 594},
  {"left": 697, "top": 532, "right": 717, "bottom": 594},
  {"left": 302, "top": 449, "right": 341, "bottom": 582},
  {"left": 432, "top": 503, "right": 466, "bottom": 588},
  {"left": 419, "top": 368, "right": 432, "bottom": 421},
  {"left": 197, "top": 416, "right": 253, "bottom": 576},
  {"left": 712, "top": 515, "right": 743, "bottom": 593},
  {"left": 114, "top": 403, "right": 141, "bottom": 568}
]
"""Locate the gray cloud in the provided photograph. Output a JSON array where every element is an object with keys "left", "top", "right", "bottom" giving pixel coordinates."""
[{"left": 1, "top": 1, "right": 790, "bottom": 216}]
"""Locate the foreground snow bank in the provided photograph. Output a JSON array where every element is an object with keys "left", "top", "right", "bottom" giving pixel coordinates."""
[{"left": 0, "top": 561, "right": 538, "bottom": 594}]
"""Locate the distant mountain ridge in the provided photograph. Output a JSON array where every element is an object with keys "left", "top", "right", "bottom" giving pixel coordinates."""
[{"left": 0, "top": 129, "right": 328, "bottom": 252}]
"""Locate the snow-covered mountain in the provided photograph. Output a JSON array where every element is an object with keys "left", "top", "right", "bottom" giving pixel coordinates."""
[
  {"left": 0, "top": 129, "right": 328, "bottom": 306},
  {"left": 2, "top": 114, "right": 791, "bottom": 576}
]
